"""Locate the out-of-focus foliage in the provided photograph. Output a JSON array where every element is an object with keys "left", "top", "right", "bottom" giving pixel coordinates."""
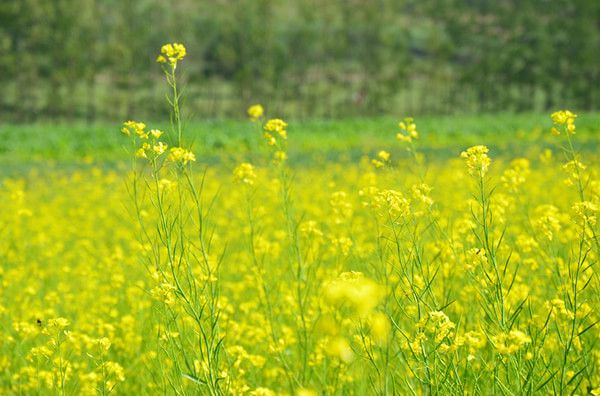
[{"left": 1, "top": 0, "right": 598, "bottom": 121}]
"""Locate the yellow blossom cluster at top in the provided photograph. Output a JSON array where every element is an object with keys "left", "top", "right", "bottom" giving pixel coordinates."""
[
  {"left": 323, "top": 271, "right": 384, "bottom": 316},
  {"left": 371, "top": 150, "right": 390, "bottom": 168},
  {"left": 247, "top": 104, "right": 264, "bottom": 122},
  {"left": 491, "top": 330, "right": 532, "bottom": 355},
  {"left": 396, "top": 117, "right": 419, "bottom": 142},
  {"left": 263, "top": 118, "right": 288, "bottom": 143},
  {"left": 460, "top": 145, "right": 492, "bottom": 176},
  {"left": 255, "top": 114, "right": 289, "bottom": 163},
  {"left": 551, "top": 110, "right": 577, "bottom": 135},
  {"left": 156, "top": 43, "right": 187, "bottom": 66},
  {"left": 233, "top": 162, "right": 257, "bottom": 185}
]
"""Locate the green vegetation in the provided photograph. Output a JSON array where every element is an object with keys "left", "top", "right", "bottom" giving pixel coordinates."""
[
  {"left": 1, "top": 112, "right": 598, "bottom": 168},
  {"left": 1, "top": 0, "right": 598, "bottom": 121}
]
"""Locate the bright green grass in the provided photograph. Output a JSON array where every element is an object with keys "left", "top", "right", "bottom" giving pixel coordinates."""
[{"left": 1, "top": 112, "right": 598, "bottom": 170}]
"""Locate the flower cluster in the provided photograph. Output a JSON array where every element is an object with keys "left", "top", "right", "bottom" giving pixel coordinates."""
[
  {"left": 371, "top": 150, "right": 390, "bottom": 168},
  {"left": 121, "top": 121, "right": 170, "bottom": 160},
  {"left": 261, "top": 117, "right": 289, "bottom": 163},
  {"left": 396, "top": 117, "right": 418, "bottom": 143},
  {"left": 168, "top": 146, "right": 196, "bottom": 164},
  {"left": 551, "top": 110, "right": 577, "bottom": 134},
  {"left": 324, "top": 271, "right": 384, "bottom": 316},
  {"left": 263, "top": 118, "right": 288, "bottom": 143},
  {"left": 156, "top": 42, "right": 187, "bottom": 66},
  {"left": 233, "top": 162, "right": 257, "bottom": 185},
  {"left": 121, "top": 120, "right": 147, "bottom": 138},
  {"left": 460, "top": 145, "right": 491, "bottom": 176},
  {"left": 491, "top": 330, "right": 531, "bottom": 355},
  {"left": 247, "top": 104, "right": 264, "bottom": 122}
]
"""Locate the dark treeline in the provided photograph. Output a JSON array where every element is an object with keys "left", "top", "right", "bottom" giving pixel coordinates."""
[{"left": 1, "top": 0, "right": 598, "bottom": 122}]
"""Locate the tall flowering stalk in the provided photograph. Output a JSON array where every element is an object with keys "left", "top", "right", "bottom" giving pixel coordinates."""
[
  {"left": 261, "top": 114, "right": 316, "bottom": 386},
  {"left": 460, "top": 145, "right": 536, "bottom": 393},
  {"left": 232, "top": 160, "right": 300, "bottom": 390},
  {"left": 460, "top": 145, "right": 508, "bottom": 329},
  {"left": 550, "top": 111, "right": 598, "bottom": 394},
  {"left": 123, "top": 43, "right": 228, "bottom": 395}
]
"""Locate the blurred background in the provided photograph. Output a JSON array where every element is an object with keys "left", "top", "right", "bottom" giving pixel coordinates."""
[{"left": 1, "top": 0, "right": 599, "bottom": 122}]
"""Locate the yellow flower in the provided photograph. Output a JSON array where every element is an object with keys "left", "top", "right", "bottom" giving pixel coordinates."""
[
  {"left": 95, "top": 337, "right": 111, "bottom": 353},
  {"left": 324, "top": 271, "right": 384, "bottom": 316},
  {"left": 377, "top": 150, "right": 390, "bottom": 161},
  {"left": 426, "top": 311, "right": 456, "bottom": 342},
  {"left": 103, "top": 361, "right": 126, "bottom": 382},
  {"left": 572, "top": 201, "right": 598, "bottom": 226},
  {"left": 152, "top": 142, "right": 168, "bottom": 155},
  {"left": 370, "top": 312, "right": 391, "bottom": 344},
  {"left": 263, "top": 132, "right": 276, "bottom": 146},
  {"left": 247, "top": 104, "right": 264, "bottom": 121},
  {"left": 326, "top": 337, "right": 353, "bottom": 362},
  {"left": 550, "top": 110, "right": 577, "bottom": 126},
  {"left": 460, "top": 145, "right": 491, "bottom": 176},
  {"left": 121, "top": 120, "right": 147, "bottom": 139},
  {"left": 158, "top": 43, "right": 187, "bottom": 66},
  {"left": 491, "top": 330, "right": 531, "bottom": 355},
  {"left": 168, "top": 147, "right": 196, "bottom": 164},
  {"left": 150, "top": 129, "right": 163, "bottom": 139},
  {"left": 297, "top": 389, "right": 317, "bottom": 396},
  {"left": 273, "top": 150, "right": 287, "bottom": 163},
  {"left": 264, "top": 118, "right": 288, "bottom": 139},
  {"left": 43, "top": 317, "right": 70, "bottom": 336},
  {"left": 372, "top": 189, "right": 411, "bottom": 220},
  {"left": 233, "top": 162, "right": 256, "bottom": 185},
  {"left": 372, "top": 150, "right": 391, "bottom": 168},
  {"left": 48, "top": 317, "right": 70, "bottom": 329},
  {"left": 135, "top": 142, "right": 151, "bottom": 159},
  {"left": 158, "top": 178, "right": 175, "bottom": 192},
  {"left": 249, "top": 388, "right": 276, "bottom": 396},
  {"left": 551, "top": 110, "right": 577, "bottom": 135},
  {"left": 371, "top": 159, "right": 384, "bottom": 168},
  {"left": 397, "top": 117, "right": 418, "bottom": 142}
]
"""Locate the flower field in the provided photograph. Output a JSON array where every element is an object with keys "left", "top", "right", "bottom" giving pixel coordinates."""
[{"left": 1, "top": 45, "right": 599, "bottom": 395}]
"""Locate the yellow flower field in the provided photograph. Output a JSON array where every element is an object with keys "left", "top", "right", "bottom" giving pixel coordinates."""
[{"left": 1, "top": 44, "right": 599, "bottom": 395}]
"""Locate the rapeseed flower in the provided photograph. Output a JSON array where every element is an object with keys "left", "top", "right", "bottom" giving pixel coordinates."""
[
  {"left": 233, "top": 162, "right": 257, "bottom": 185},
  {"left": 157, "top": 42, "right": 187, "bottom": 66},
  {"left": 168, "top": 146, "right": 196, "bottom": 164},
  {"left": 461, "top": 145, "right": 491, "bottom": 176},
  {"left": 247, "top": 104, "right": 264, "bottom": 121}
]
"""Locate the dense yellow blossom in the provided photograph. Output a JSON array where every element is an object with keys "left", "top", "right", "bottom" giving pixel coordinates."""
[
  {"left": 168, "top": 146, "right": 196, "bottom": 164},
  {"left": 264, "top": 118, "right": 288, "bottom": 140},
  {"left": 460, "top": 145, "right": 491, "bottom": 176},
  {"left": 396, "top": 117, "right": 418, "bottom": 142},
  {"left": 233, "top": 162, "right": 257, "bottom": 185},
  {"left": 2, "top": 43, "right": 597, "bottom": 394},
  {"left": 121, "top": 120, "right": 147, "bottom": 138},
  {"left": 491, "top": 330, "right": 531, "bottom": 355},
  {"left": 2, "top": 131, "right": 599, "bottom": 393},
  {"left": 247, "top": 104, "right": 264, "bottom": 121},
  {"left": 156, "top": 42, "right": 187, "bottom": 66}
]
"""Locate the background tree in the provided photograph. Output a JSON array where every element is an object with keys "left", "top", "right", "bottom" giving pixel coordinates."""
[{"left": 0, "top": 0, "right": 597, "bottom": 122}]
